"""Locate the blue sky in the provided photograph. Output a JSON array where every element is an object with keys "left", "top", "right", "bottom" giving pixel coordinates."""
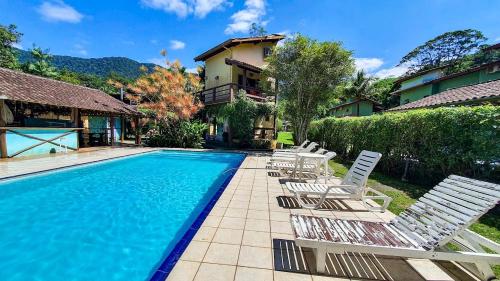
[{"left": 1, "top": 0, "right": 499, "bottom": 76}]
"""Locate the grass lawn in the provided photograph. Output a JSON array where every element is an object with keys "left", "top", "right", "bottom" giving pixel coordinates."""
[
  {"left": 277, "top": 131, "right": 294, "bottom": 146},
  {"left": 329, "top": 160, "right": 500, "bottom": 277}
]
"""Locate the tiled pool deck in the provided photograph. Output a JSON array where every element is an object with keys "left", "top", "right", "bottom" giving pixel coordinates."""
[
  {"left": 0, "top": 148, "right": 471, "bottom": 281},
  {"left": 167, "top": 153, "right": 466, "bottom": 281}
]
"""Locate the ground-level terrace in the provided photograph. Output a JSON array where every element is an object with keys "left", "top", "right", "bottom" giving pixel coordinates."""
[{"left": 0, "top": 147, "right": 481, "bottom": 281}]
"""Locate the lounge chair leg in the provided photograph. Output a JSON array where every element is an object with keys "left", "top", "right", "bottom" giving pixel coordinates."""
[
  {"left": 314, "top": 247, "right": 327, "bottom": 273},
  {"left": 295, "top": 192, "right": 321, "bottom": 210}
]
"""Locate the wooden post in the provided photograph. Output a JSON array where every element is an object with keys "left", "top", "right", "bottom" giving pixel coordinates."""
[
  {"left": 71, "top": 108, "right": 80, "bottom": 150},
  {"left": 134, "top": 117, "right": 141, "bottom": 145},
  {"left": 121, "top": 116, "right": 125, "bottom": 144},
  {"left": 71, "top": 108, "right": 79, "bottom": 127},
  {"left": 0, "top": 100, "right": 7, "bottom": 158},
  {"left": 110, "top": 116, "right": 115, "bottom": 146}
]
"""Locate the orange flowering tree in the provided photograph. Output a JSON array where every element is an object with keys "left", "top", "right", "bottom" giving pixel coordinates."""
[
  {"left": 109, "top": 51, "right": 207, "bottom": 148},
  {"left": 111, "top": 51, "right": 203, "bottom": 120}
]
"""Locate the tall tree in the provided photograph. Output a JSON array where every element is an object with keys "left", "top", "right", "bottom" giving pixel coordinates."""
[
  {"left": 262, "top": 34, "right": 354, "bottom": 144},
  {"left": 371, "top": 77, "right": 398, "bottom": 109},
  {"left": 399, "top": 29, "right": 487, "bottom": 74},
  {"left": 23, "top": 46, "right": 59, "bottom": 78},
  {"left": 0, "top": 24, "right": 22, "bottom": 69},
  {"left": 114, "top": 51, "right": 203, "bottom": 120}
]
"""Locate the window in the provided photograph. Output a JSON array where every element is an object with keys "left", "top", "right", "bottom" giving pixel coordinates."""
[{"left": 263, "top": 47, "right": 272, "bottom": 58}]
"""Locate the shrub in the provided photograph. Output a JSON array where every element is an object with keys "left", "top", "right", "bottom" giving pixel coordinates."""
[
  {"left": 146, "top": 119, "right": 207, "bottom": 148},
  {"left": 308, "top": 106, "right": 500, "bottom": 185},
  {"left": 207, "top": 92, "right": 274, "bottom": 148}
]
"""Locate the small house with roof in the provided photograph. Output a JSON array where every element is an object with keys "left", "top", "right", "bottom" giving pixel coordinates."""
[
  {"left": 0, "top": 67, "right": 142, "bottom": 158},
  {"left": 330, "top": 97, "right": 382, "bottom": 117},
  {"left": 388, "top": 78, "right": 500, "bottom": 111}
]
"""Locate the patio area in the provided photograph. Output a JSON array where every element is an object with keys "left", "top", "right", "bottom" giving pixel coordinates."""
[
  {"left": 166, "top": 153, "right": 473, "bottom": 281},
  {"left": 0, "top": 147, "right": 156, "bottom": 180}
]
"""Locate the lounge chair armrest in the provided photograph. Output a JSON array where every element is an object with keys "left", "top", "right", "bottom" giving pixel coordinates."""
[{"left": 361, "top": 188, "right": 393, "bottom": 213}]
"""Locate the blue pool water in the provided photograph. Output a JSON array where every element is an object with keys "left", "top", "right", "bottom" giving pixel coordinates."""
[{"left": 0, "top": 151, "right": 245, "bottom": 281}]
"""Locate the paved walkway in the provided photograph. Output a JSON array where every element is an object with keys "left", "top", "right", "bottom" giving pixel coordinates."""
[
  {"left": 166, "top": 154, "right": 465, "bottom": 281},
  {"left": 0, "top": 147, "right": 156, "bottom": 179}
]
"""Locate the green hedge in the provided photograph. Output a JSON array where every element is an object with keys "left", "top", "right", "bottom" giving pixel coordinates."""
[{"left": 308, "top": 106, "right": 500, "bottom": 185}]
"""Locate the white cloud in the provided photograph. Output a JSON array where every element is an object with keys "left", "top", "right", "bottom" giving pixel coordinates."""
[
  {"left": 38, "top": 1, "right": 83, "bottom": 23},
  {"left": 148, "top": 57, "right": 166, "bottom": 65},
  {"left": 141, "top": 0, "right": 229, "bottom": 18},
  {"left": 374, "top": 64, "right": 409, "bottom": 78},
  {"left": 495, "top": 37, "right": 500, "bottom": 42},
  {"left": 225, "top": 0, "right": 267, "bottom": 34},
  {"left": 354, "top": 58, "right": 384, "bottom": 73},
  {"left": 150, "top": 39, "right": 158, "bottom": 44},
  {"left": 73, "top": 43, "right": 88, "bottom": 56},
  {"left": 11, "top": 43, "right": 23, "bottom": 50},
  {"left": 193, "top": 0, "right": 230, "bottom": 18},
  {"left": 170, "top": 40, "right": 186, "bottom": 50}
]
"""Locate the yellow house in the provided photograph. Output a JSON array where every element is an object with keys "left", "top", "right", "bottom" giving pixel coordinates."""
[{"left": 194, "top": 34, "right": 285, "bottom": 145}]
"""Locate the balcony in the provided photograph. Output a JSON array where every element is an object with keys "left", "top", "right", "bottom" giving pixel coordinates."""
[{"left": 198, "top": 83, "right": 271, "bottom": 105}]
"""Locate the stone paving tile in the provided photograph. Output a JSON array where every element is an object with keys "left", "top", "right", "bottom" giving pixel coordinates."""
[
  {"left": 203, "top": 243, "right": 240, "bottom": 265},
  {"left": 245, "top": 218, "right": 270, "bottom": 232},
  {"left": 166, "top": 260, "right": 200, "bottom": 281},
  {"left": 237, "top": 246, "right": 273, "bottom": 269},
  {"left": 242, "top": 230, "right": 271, "bottom": 248},
  {"left": 220, "top": 217, "right": 246, "bottom": 230},
  {"left": 194, "top": 263, "right": 236, "bottom": 281},
  {"left": 180, "top": 241, "right": 210, "bottom": 262},
  {"left": 224, "top": 208, "right": 248, "bottom": 218},
  {"left": 193, "top": 227, "right": 217, "bottom": 243},
  {"left": 212, "top": 228, "right": 244, "bottom": 245},
  {"left": 234, "top": 266, "right": 273, "bottom": 281}
]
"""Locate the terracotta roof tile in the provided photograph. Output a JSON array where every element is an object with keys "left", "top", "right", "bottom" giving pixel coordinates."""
[
  {"left": 388, "top": 79, "right": 500, "bottom": 111},
  {"left": 0, "top": 67, "right": 139, "bottom": 115}
]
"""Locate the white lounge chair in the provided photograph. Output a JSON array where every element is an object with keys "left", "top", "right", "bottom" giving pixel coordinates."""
[
  {"left": 271, "top": 151, "right": 337, "bottom": 172},
  {"left": 285, "top": 150, "right": 389, "bottom": 211},
  {"left": 272, "top": 148, "right": 327, "bottom": 163},
  {"left": 275, "top": 140, "right": 309, "bottom": 153},
  {"left": 272, "top": 142, "right": 318, "bottom": 158},
  {"left": 290, "top": 175, "right": 500, "bottom": 281}
]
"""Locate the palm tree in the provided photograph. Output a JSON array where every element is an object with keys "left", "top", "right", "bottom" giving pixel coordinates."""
[{"left": 343, "top": 70, "right": 375, "bottom": 100}]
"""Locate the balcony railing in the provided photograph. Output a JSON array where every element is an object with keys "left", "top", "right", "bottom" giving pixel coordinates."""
[{"left": 198, "top": 83, "right": 271, "bottom": 105}]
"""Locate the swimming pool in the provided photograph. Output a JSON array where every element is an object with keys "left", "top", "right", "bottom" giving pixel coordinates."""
[{"left": 0, "top": 151, "right": 245, "bottom": 281}]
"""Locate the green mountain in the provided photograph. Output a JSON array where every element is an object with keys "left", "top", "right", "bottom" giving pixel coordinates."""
[{"left": 16, "top": 48, "right": 156, "bottom": 79}]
